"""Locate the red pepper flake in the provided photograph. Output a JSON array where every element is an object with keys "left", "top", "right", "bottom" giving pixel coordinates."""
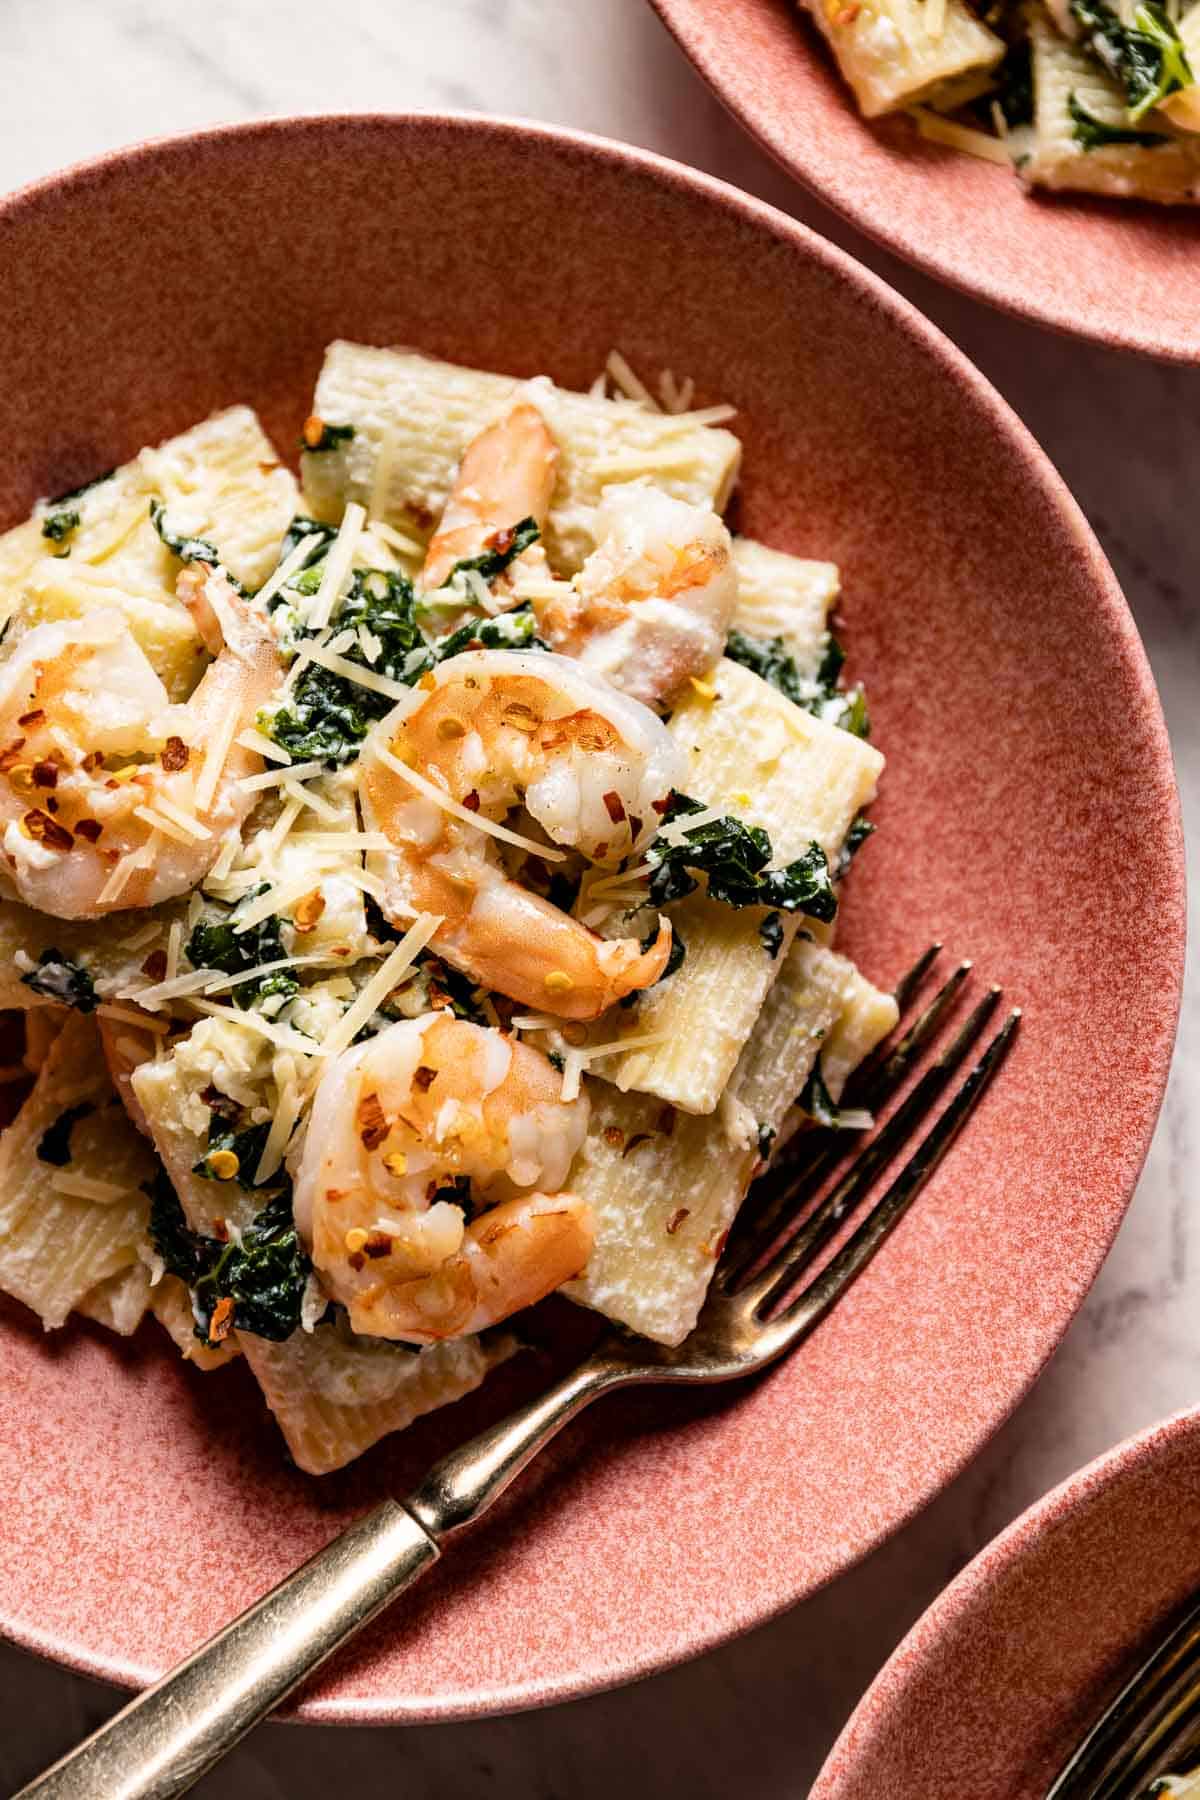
[
  {"left": 211, "top": 1218, "right": 230, "bottom": 1243},
  {"left": 413, "top": 1065, "right": 436, "bottom": 1092},
  {"left": 292, "top": 889, "right": 326, "bottom": 933},
  {"left": 357, "top": 1091, "right": 389, "bottom": 1150},
  {"left": 657, "top": 1105, "right": 676, "bottom": 1137},
  {"left": 0, "top": 739, "right": 26, "bottom": 773},
  {"left": 23, "top": 808, "right": 72, "bottom": 851},
  {"left": 487, "top": 524, "right": 516, "bottom": 554},
  {"left": 602, "top": 790, "right": 626, "bottom": 824},
  {"left": 74, "top": 818, "right": 102, "bottom": 843},
  {"left": 348, "top": 1251, "right": 366, "bottom": 1272},
  {"left": 603, "top": 1126, "right": 624, "bottom": 1149},
  {"left": 141, "top": 949, "right": 168, "bottom": 981},
  {"left": 628, "top": 814, "right": 643, "bottom": 841},
  {"left": 45, "top": 797, "right": 59, "bottom": 814},
  {"left": 651, "top": 794, "right": 671, "bottom": 815},
  {"left": 82, "top": 750, "right": 105, "bottom": 772},
  {"left": 622, "top": 1132, "right": 653, "bottom": 1158},
  {"left": 462, "top": 790, "right": 480, "bottom": 812},
  {"left": 16, "top": 710, "right": 44, "bottom": 729},
  {"left": 363, "top": 1230, "right": 393, "bottom": 1260},
  {"left": 208, "top": 1295, "right": 235, "bottom": 1342},
  {"left": 31, "top": 760, "right": 58, "bottom": 789},
  {"left": 160, "top": 736, "right": 190, "bottom": 772},
  {"left": 666, "top": 1207, "right": 690, "bottom": 1236}
]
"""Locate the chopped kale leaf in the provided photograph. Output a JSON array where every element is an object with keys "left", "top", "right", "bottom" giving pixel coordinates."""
[
  {"left": 20, "top": 950, "right": 97, "bottom": 1013},
  {"left": 149, "top": 498, "right": 221, "bottom": 569},
  {"left": 192, "top": 1110, "right": 273, "bottom": 1185},
  {"left": 186, "top": 893, "right": 298, "bottom": 1009},
  {"left": 444, "top": 516, "right": 540, "bottom": 585},
  {"left": 276, "top": 514, "right": 340, "bottom": 571},
  {"left": 301, "top": 420, "right": 355, "bottom": 453},
  {"left": 836, "top": 814, "right": 876, "bottom": 879},
  {"left": 759, "top": 911, "right": 785, "bottom": 958},
  {"left": 150, "top": 1176, "right": 309, "bottom": 1345},
  {"left": 41, "top": 509, "right": 80, "bottom": 544},
  {"left": 798, "top": 1059, "right": 870, "bottom": 1131},
  {"left": 419, "top": 601, "right": 549, "bottom": 665},
  {"left": 1069, "top": 0, "right": 1192, "bottom": 117},
  {"left": 1068, "top": 90, "right": 1171, "bottom": 145},
  {"left": 994, "top": 38, "right": 1034, "bottom": 127},
  {"left": 37, "top": 1102, "right": 94, "bottom": 1166},
  {"left": 262, "top": 566, "right": 422, "bottom": 763},
  {"left": 647, "top": 793, "right": 837, "bottom": 923},
  {"left": 724, "top": 628, "right": 869, "bottom": 739}
]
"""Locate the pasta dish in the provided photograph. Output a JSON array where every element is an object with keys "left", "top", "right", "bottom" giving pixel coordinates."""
[{"left": 0, "top": 345, "right": 897, "bottom": 1473}]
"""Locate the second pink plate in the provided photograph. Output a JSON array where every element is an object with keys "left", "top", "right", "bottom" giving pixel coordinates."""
[
  {"left": 815, "top": 1410, "right": 1200, "bottom": 1798},
  {"left": 651, "top": 0, "right": 1200, "bottom": 362}
]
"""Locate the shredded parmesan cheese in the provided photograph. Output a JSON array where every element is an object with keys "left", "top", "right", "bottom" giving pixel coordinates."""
[
  {"left": 370, "top": 519, "right": 425, "bottom": 559},
  {"left": 911, "top": 107, "right": 1014, "bottom": 163},
  {"left": 187, "top": 1000, "right": 324, "bottom": 1057},
  {"left": 165, "top": 919, "right": 182, "bottom": 985},
  {"left": 924, "top": 0, "right": 947, "bottom": 39},
  {"left": 153, "top": 795, "right": 213, "bottom": 841},
  {"left": 302, "top": 641, "right": 411, "bottom": 703},
  {"left": 605, "top": 350, "right": 661, "bottom": 411},
  {"left": 131, "top": 804, "right": 197, "bottom": 847},
  {"left": 253, "top": 532, "right": 322, "bottom": 612},
  {"left": 194, "top": 698, "right": 241, "bottom": 814},
  {"left": 372, "top": 740, "right": 567, "bottom": 861},
  {"left": 49, "top": 1172, "right": 131, "bottom": 1203},
  {"left": 236, "top": 728, "right": 292, "bottom": 765},
  {"left": 318, "top": 915, "right": 443, "bottom": 1061},
  {"left": 307, "top": 500, "right": 365, "bottom": 630},
  {"left": 239, "top": 760, "right": 325, "bottom": 793},
  {"left": 281, "top": 779, "right": 341, "bottom": 824}
]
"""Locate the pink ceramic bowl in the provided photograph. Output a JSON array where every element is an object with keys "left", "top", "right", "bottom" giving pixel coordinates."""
[
  {"left": 650, "top": 0, "right": 1200, "bottom": 362},
  {"left": 814, "top": 1409, "right": 1200, "bottom": 1798},
  {"left": 0, "top": 114, "right": 1183, "bottom": 1723}
]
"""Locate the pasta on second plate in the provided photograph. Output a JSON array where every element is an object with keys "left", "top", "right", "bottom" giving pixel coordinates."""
[
  {"left": 798, "top": 0, "right": 1200, "bottom": 204},
  {"left": 0, "top": 345, "right": 898, "bottom": 1473}
]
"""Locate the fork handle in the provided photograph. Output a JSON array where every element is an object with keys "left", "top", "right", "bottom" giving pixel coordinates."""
[
  {"left": 12, "top": 1500, "right": 438, "bottom": 1800},
  {"left": 14, "top": 1349, "right": 631, "bottom": 1800}
]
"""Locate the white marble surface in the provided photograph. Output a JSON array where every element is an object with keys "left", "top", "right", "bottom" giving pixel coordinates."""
[{"left": 1, "top": 2, "right": 1198, "bottom": 1794}]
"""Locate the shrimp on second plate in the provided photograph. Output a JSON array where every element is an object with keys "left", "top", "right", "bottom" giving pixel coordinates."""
[
  {"left": 535, "top": 481, "right": 738, "bottom": 707},
  {"left": 0, "top": 568, "right": 283, "bottom": 918},
  {"left": 420, "top": 402, "right": 558, "bottom": 596},
  {"left": 293, "top": 1012, "right": 592, "bottom": 1344},
  {"left": 359, "top": 647, "right": 685, "bottom": 1020}
]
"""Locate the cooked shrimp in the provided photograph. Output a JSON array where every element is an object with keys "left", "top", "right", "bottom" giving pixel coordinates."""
[
  {"left": 421, "top": 403, "right": 558, "bottom": 594},
  {"left": 534, "top": 482, "right": 738, "bottom": 706},
  {"left": 359, "top": 648, "right": 684, "bottom": 1019},
  {"left": 293, "top": 1012, "right": 592, "bottom": 1343},
  {"left": 0, "top": 569, "right": 283, "bottom": 918}
]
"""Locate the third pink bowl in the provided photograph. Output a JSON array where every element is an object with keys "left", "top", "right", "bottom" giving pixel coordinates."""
[{"left": 0, "top": 112, "right": 1184, "bottom": 1721}]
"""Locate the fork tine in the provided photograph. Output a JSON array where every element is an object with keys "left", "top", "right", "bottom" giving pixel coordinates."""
[
  {"left": 891, "top": 940, "right": 943, "bottom": 1013},
  {"left": 770, "top": 1008, "right": 1020, "bottom": 1333},
  {"left": 737, "top": 987, "right": 1003, "bottom": 1312},
  {"left": 722, "top": 956, "right": 972, "bottom": 1283}
]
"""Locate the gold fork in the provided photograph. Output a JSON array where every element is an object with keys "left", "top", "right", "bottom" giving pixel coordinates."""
[
  {"left": 16, "top": 948, "right": 1019, "bottom": 1800},
  {"left": 1046, "top": 1592, "right": 1200, "bottom": 1797}
]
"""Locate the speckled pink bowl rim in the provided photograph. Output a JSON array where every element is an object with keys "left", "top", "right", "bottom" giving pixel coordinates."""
[
  {"left": 813, "top": 1408, "right": 1200, "bottom": 1798},
  {"left": 650, "top": 0, "right": 1200, "bottom": 365},
  {"left": 0, "top": 113, "right": 1184, "bottom": 1725}
]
